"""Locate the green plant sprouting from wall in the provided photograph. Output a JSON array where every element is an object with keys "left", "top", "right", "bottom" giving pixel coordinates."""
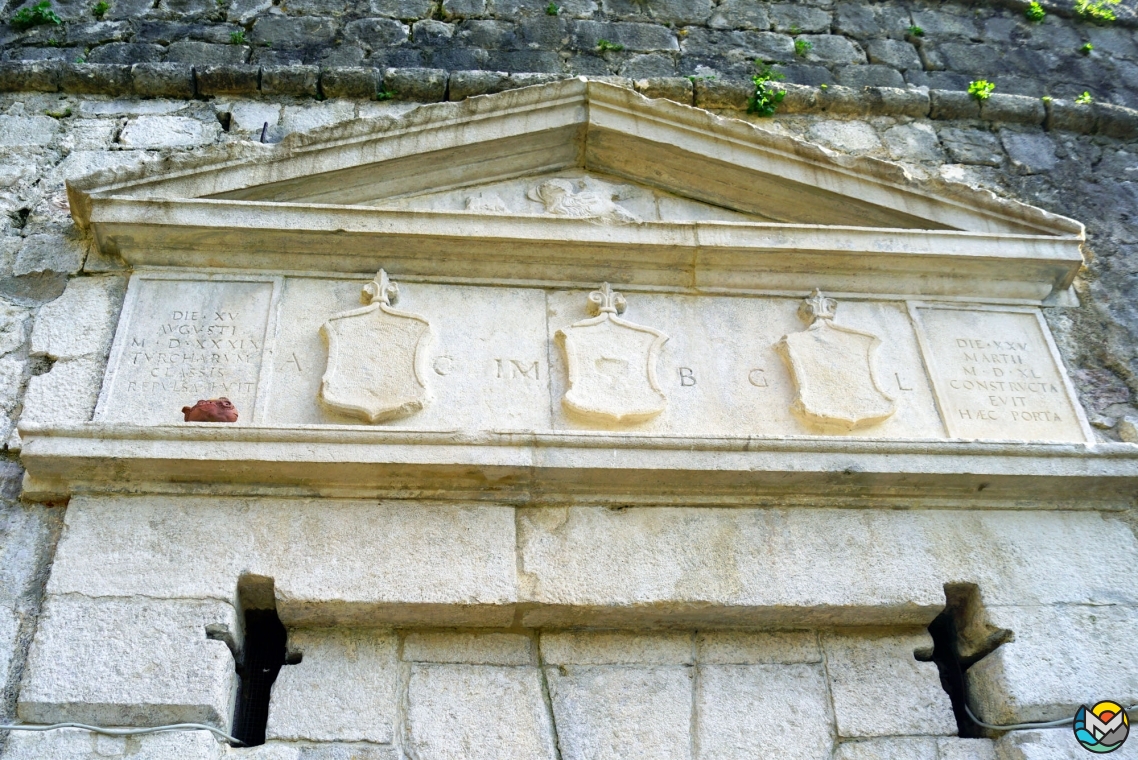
[
  {"left": 229, "top": 29, "right": 245, "bottom": 44},
  {"left": 1025, "top": 1, "right": 1046, "bottom": 21},
  {"left": 747, "top": 63, "right": 785, "bottom": 117},
  {"left": 968, "top": 79, "right": 996, "bottom": 100},
  {"left": 794, "top": 38, "right": 812, "bottom": 56},
  {"left": 1074, "top": 0, "right": 1119, "bottom": 24},
  {"left": 545, "top": 2, "right": 558, "bottom": 15},
  {"left": 1075, "top": 91, "right": 1094, "bottom": 104},
  {"left": 596, "top": 38, "right": 624, "bottom": 52},
  {"left": 907, "top": 25, "right": 924, "bottom": 37},
  {"left": 9, "top": 1, "right": 62, "bottom": 31},
  {"left": 91, "top": 0, "right": 109, "bottom": 18},
  {"left": 1080, "top": 41, "right": 1094, "bottom": 53}
]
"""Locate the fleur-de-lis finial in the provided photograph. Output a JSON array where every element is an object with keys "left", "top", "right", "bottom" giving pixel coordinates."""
[
  {"left": 799, "top": 288, "right": 837, "bottom": 324},
  {"left": 587, "top": 282, "right": 628, "bottom": 316},
  {"left": 362, "top": 269, "right": 399, "bottom": 306}
]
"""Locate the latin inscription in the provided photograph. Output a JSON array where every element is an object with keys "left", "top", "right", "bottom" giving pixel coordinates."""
[
  {"left": 915, "top": 307, "right": 1087, "bottom": 443},
  {"left": 98, "top": 279, "right": 275, "bottom": 423}
]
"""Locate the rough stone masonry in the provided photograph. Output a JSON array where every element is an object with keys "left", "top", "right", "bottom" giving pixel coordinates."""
[{"left": 0, "top": 0, "right": 1135, "bottom": 759}]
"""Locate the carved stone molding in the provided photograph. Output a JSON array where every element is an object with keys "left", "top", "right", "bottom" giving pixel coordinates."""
[
  {"left": 319, "top": 270, "right": 432, "bottom": 423},
  {"left": 776, "top": 289, "right": 896, "bottom": 432},
  {"left": 556, "top": 283, "right": 668, "bottom": 424}
]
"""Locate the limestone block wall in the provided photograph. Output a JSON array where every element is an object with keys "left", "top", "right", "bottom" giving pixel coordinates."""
[
  {"left": 0, "top": 17, "right": 1136, "bottom": 756},
  {"left": 7, "top": 493, "right": 1138, "bottom": 758}
]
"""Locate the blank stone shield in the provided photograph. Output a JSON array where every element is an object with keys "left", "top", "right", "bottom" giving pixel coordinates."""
[
  {"left": 556, "top": 283, "right": 669, "bottom": 424},
  {"left": 776, "top": 290, "right": 895, "bottom": 432},
  {"left": 319, "top": 270, "right": 432, "bottom": 423}
]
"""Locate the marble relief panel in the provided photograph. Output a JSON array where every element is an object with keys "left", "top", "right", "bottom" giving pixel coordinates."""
[{"left": 92, "top": 271, "right": 1089, "bottom": 444}]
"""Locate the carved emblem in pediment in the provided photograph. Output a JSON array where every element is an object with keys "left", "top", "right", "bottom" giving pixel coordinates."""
[
  {"left": 556, "top": 283, "right": 668, "bottom": 424},
  {"left": 319, "top": 270, "right": 432, "bottom": 423},
  {"left": 775, "top": 290, "right": 895, "bottom": 432},
  {"left": 527, "top": 179, "right": 641, "bottom": 224}
]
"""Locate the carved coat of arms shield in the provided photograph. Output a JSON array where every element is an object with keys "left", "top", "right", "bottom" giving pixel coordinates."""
[
  {"left": 775, "top": 290, "right": 895, "bottom": 431},
  {"left": 319, "top": 270, "right": 432, "bottom": 423},
  {"left": 556, "top": 283, "right": 668, "bottom": 424}
]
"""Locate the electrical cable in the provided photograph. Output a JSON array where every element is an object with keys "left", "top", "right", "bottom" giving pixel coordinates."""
[
  {"left": 965, "top": 703, "right": 1138, "bottom": 732},
  {"left": 0, "top": 722, "right": 243, "bottom": 745}
]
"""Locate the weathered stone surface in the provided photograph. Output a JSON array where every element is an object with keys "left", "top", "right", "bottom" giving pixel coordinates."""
[
  {"left": 693, "top": 77, "right": 750, "bottom": 110},
  {"left": 980, "top": 93, "right": 1045, "bottom": 125},
  {"left": 634, "top": 76, "right": 692, "bottom": 104},
  {"left": 696, "top": 631, "right": 820, "bottom": 664},
  {"left": 833, "top": 737, "right": 938, "bottom": 760},
  {"left": 48, "top": 496, "right": 518, "bottom": 626},
  {"left": 320, "top": 67, "right": 378, "bottom": 99},
  {"left": 0, "top": 728, "right": 225, "bottom": 760},
  {"left": 404, "top": 631, "right": 533, "bottom": 665},
  {"left": 547, "top": 666, "right": 691, "bottom": 760},
  {"left": 195, "top": 64, "right": 260, "bottom": 96},
  {"left": 994, "top": 730, "right": 1085, "bottom": 760},
  {"left": 697, "top": 663, "right": 833, "bottom": 759},
  {"left": 18, "top": 595, "right": 238, "bottom": 727},
  {"left": 30, "top": 276, "right": 122, "bottom": 361},
  {"left": 60, "top": 64, "right": 133, "bottom": 95},
  {"left": 261, "top": 65, "right": 320, "bottom": 97},
  {"left": 13, "top": 232, "right": 84, "bottom": 276},
  {"left": 0, "top": 115, "right": 60, "bottom": 146},
  {"left": 1118, "top": 415, "right": 1138, "bottom": 443},
  {"left": 967, "top": 604, "right": 1138, "bottom": 724},
  {"left": 807, "top": 119, "right": 882, "bottom": 152},
  {"left": 939, "top": 126, "right": 1004, "bottom": 166},
  {"left": 883, "top": 122, "right": 944, "bottom": 162},
  {"left": 407, "top": 664, "right": 557, "bottom": 760},
  {"left": 938, "top": 738, "right": 997, "bottom": 760},
  {"left": 822, "top": 631, "right": 956, "bottom": 738},
  {"left": 266, "top": 628, "right": 398, "bottom": 743},
  {"left": 708, "top": 0, "right": 770, "bottom": 31},
  {"left": 930, "top": 89, "right": 980, "bottom": 120},
  {"left": 0, "top": 604, "right": 17, "bottom": 688},
  {"left": 118, "top": 115, "right": 222, "bottom": 148},
  {"left": 1000, "top": 129, "right": 1057, "bottom": 174},
  {"left": 541, "top": 631, "right": 692, "bottom": 664},
  {"left": 382, "top": 67, "right": 447, "bottom": 100}
]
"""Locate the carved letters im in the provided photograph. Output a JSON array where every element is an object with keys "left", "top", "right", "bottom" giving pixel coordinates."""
[{"left": 319, "top": 270, "right": 432, "bottom": 423}]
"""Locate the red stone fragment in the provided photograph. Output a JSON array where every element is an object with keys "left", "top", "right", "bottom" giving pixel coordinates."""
[{"left": 181, "top": 397, "right": 239, "bottom": 423}]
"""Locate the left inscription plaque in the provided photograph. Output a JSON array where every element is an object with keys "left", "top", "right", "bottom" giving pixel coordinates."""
[{"left": 97, "top": 277, "right": 276, "bottom": 424}]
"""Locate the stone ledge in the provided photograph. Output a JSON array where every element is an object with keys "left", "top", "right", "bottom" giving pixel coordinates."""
[
  {"left": 0, "top": 62, "right": 1130, "bottom": 138},
  {"left": 17, "top": 424, "right": 1138, "bottom": 507}
]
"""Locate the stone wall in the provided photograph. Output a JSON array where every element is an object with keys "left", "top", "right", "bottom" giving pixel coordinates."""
[
  {"left": 1, "top": 0, "right": 1138, "bottom": 107},
  {"left": 0, "top": 8, "right": 1137, "bottom": 754}
]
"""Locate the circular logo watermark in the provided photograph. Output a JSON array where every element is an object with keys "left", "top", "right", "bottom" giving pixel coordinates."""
[{"left": 1074, "top": 701, "right": 1129, "bottom": 753}]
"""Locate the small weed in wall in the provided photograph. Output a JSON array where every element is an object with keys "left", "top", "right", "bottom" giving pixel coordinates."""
[
  {"left": 1075, "top": 91, "right": 1093, "bottom": 104},
  {"left": 1074, "top": 0, "right": 1119, "bottom": 24},
  {"left": 545, "top": 2, "right": 558, "bottom": 14},
  {"left": 596, "top": 39, "right": 624, "bottom": 52},
  {"left": 1080, "top": 42, "right": 1094, "bottom": 53},
  {"left": 968, "top": 79, "right": 995, "bottom": 100},
  {"left": 747, "top": 63, "right": 786, "bottom": 117},
  {"left": 91, "top": 0, "right": 108, "bottom": 18},
  {"left": 9, "top": 1, "right": 62, "bottom": 31},
  {"left": 907, "top": 25, "right": 924, "bottom": 37},
  {"left": 794, "top": 38, "right": 812, "bottom": 56},
  {"left": 230, "top": 29, "right": 245, "bottom": 44},
  {"left": 1024, "top": 1, "right": 1046, "bottom": 21}
]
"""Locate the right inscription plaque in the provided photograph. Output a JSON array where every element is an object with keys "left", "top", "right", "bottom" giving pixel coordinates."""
[{"left": 910, "top": 304, "right": 1091, "bottom": 443}]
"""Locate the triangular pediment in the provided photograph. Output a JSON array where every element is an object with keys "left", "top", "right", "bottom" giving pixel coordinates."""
[{"left": 67, "top": 78, "right": 1084, "bottom": 303}]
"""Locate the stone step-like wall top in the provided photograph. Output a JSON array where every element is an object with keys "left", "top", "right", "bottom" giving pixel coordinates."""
[{"left": 1, "top": 0, "right": 1137, "bottom": 111}]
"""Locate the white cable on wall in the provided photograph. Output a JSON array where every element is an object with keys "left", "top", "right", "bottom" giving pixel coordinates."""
[
  {"left": 966, "top": 703, "right": 1138, "bottom": 732},
  {"left": 0, "top": 722, "right": 242, "bottom": 745}
]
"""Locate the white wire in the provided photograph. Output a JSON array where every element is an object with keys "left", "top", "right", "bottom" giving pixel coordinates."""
[
  {"left": 965, "top": 703, "right": 1138, "bottom": 732},
  {"left": 0, "top": 722, "right": 242, "bottom": 745}
]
